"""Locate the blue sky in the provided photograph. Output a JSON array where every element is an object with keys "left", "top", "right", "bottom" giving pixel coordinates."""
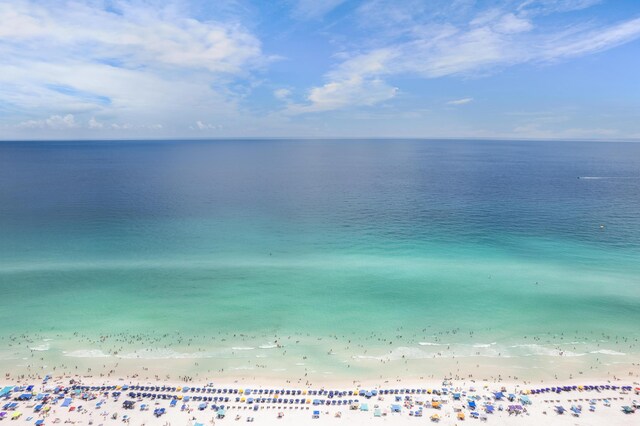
[{"left": 1, "top": 0, "right": 640, "bottom": 139}]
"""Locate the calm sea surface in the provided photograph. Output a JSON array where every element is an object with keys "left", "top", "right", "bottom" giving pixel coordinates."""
[{"left": 1, "top": 139, "right": 639, "bottom": 379}]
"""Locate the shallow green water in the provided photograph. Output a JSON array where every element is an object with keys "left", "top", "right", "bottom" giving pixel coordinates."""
[{"left": 1, "top": 139, "right": 639, "bottom": 379}]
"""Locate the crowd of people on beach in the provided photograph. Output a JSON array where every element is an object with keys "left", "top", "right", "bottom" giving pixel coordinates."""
[{"left": 1, "top": 375, "right": 639, "bottom": 425}]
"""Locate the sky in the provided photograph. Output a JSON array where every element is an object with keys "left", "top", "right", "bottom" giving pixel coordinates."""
[{"left": 1, "top": 0, "right": 640, "bottom": 140}]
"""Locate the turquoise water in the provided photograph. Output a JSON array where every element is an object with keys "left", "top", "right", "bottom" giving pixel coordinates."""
[{"left": 1, "top": 139, "right": 639, "bottom": 380}]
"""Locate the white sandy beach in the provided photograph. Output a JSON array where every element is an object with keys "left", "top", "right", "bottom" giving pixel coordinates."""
[{"left": 2, "top": 375, "right": 638, "bottom": 425}]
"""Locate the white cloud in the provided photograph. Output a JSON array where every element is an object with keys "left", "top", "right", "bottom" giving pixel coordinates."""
[
  {"left": 447, "top": 98, "right": 474, "bottom": 105},
  {"left": 0, "top": 1, "right": 264, "bottom": 73},
  {"left": 493, "top": 13, "right": 533, "bottom": 34},
  {"left": 0, "top": 0, "right": 267, "bottom": 134},
  {"left": 88, "top": 117, "right": 104, "bottom": 129},
  {"left": 274, "top": 88, "right": 292, "bottom": 100},
  {"left": 17, "top": 114, "right": 78, "bottom": 129},
  {"left": 195, "top": 121, "right": 221, "bottom": 130},
  {"left": 292, "top": 2, "right": 640, "bottom": 113},
  {"left": 286, "top": 49, "right": 399, "bottom": 114},
  {"left": 307, "top": 77, "right": 397, "bottom": 111},
  {"left": 518, "top": 0, "right": 602, "bottom": 15},
  {"left": 540, "top": 17, "right": 640, "bottom": 59}
]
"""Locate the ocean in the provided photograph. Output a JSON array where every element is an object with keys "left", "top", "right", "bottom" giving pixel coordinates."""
[{"left": 1, "top": 139, "right": 639, "bottom": 381}]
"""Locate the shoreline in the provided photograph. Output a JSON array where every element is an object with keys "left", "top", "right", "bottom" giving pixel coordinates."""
[{"left": 3, "top": 329, "right": 639, "bottom": 388}]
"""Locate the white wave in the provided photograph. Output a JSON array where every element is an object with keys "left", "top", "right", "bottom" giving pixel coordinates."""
[
  {"left": 64, "top": 349, "right": 111, "bottom": 358},
  {"left": 258, "top": 344, "right": 279, "bottom": 349},
  {"left": 230, "top": 366, "right": 254, "bottom": 370},
  {"left": 30, "top": 343, "right": 50, "bottom": 351},
  {"left": 232, "top": 347, "right": 255, "bottom": 351},
  {"left": 117, "top": 349, "right": 210, "bottom": 359},
  {"left": 354, "top": 347, "right": 431, "bottom": 361},
  {"left": 472, "top": 342, "right": 496, "bottom": 348},
  {"left": 590, "top": 349, "right": 625, "bottom": 356},
  {"left": 511, "top": 344, "right": 585, "bottom": 357},
  {"left": 418, "top": 342, "right": 442, "bottom": 346},
  {"left": 353, "top": 355, "right": 382, "bottom": 360}
]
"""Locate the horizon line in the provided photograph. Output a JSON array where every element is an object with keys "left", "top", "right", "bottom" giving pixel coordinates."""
[{"left": 2, "top": 136, "right": 640, "bottom": 143}]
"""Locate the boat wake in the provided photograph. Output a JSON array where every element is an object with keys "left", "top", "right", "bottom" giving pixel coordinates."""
[{"left": 578, "top": 176, "right": 639, "bottom": 180}]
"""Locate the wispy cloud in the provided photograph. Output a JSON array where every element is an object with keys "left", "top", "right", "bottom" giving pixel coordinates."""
[
  {"left": 0, "top": 0, "right": 267, "bottom": 133},
  {"left": 288, "top": 0, "right": 346, "bottom": 20},
  {"left": 517, "top": 0, "right": 603, "bottom": 15},
  {"left": 447, "top": 98, "right": 474, "bottom": 105},
  {"left": 274, "top": 88, "right": 292, "bottom": 100},
  {"left": 291, "top": 0, "right": 640, "bottom": 113},
  {"left": 0, "top": 0, "right": 638, "bottom": 139}
]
